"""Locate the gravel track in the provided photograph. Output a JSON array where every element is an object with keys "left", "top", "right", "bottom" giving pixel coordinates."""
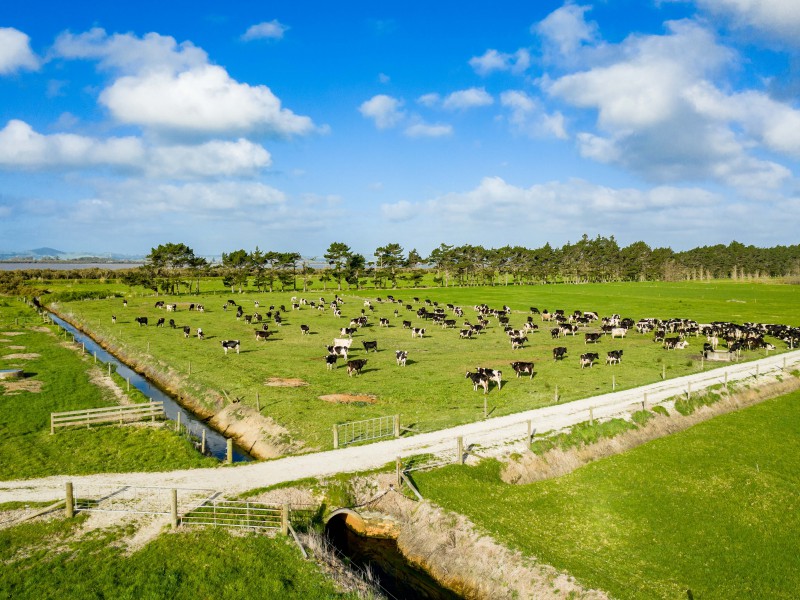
[{"left": 2, "top": 350, "right": 798, "bottom": 505}]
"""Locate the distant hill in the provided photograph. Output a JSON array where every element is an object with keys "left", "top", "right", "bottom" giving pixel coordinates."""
[{"left": 30, "top": 247, "right": 65, "bottom": 257}]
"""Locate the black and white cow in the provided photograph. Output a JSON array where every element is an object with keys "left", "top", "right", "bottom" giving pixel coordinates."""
[
  {"left": 411, "top": 327, "right": 425, "bottom": 338},
  {"left": 550, "top": 327, "right": 561, "bottom": 339},
  {"left": 347, "top": 358, "right": 368, "bottom": 377},
  {"left": 510, "top": 361, "right": 534, "bottom": 379},
  {"left": 135, "top": 316, "right": 148, "bottom": 326},
  {"left": 221, "top": 340, "right": 240, "bottom": 354},
  {"left": 197, "top": 328, "right": 204, "bottom": 340},
  {"left": 476, "top": 367, "right": 502, "bottom": 390},
  {"left": 300, "top": 324, "right": 311, "bottom": 335},
  {"left": 326, "top": 345, "right": 349, "bottom": 360},
  {"left": 402, "top": 320, "right": 412, "bottom": 329},
  {"left": 553, "top": 347, "right": 568, "bottom": 361},
  {"left": 465, "top": 371, "right": 490, "bottom": 394},
  {"left": 154, "top": 301, "right": 165, "bottom": 309},
  {"left": 395, "top": 350, "right": 408, "bottom": 366},
  {"left": 111, "top": 315, "right": 116, "bottom": 324},
  {"left": 606, "top": 349, "right": 623, "bottom": 364},
  {"left": 510, "top": 335, "right": 527, "bottom": 350},
  {"left": 255, "top": 330, "right": 274, "bottom": 341},
  {"left": 183, "top": 326, "right": 191, "bottom": 338},
  {"left": 585, "top": 332, "right": 601, "bottom": 344},
  {"left": 169, "top": 319, "right": 176, "bottom": 329},
  {"left": 166, "top": 303, "right": 177, "bottom": 312},
  {"left": 325, "top": 354, "right": 338, "bottom": 370},
  {"left": 580, "top": 352, "right": 599, "bottom": 369},
  {"left": 362, "top": 340, "right": 378, "bottom": 352},
  {"left": 340, "top": 327, "right": 357, "bottom": 338},
  {"left": 379, "top": 318, "right": 390, "bottom": 327},
  {"left": 123, "top": 299, "right": 128, "bottom": 308},
  {"left": 459, "top": 329, "right": 473, "bottom": 339},
  {"left": 156, "top": 317, "right": 165, "bottom": 327}
]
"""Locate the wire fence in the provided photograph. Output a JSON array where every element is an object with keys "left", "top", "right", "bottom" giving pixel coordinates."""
[{"left": 334, "top": 414, "right": 399, "bottom": 448}]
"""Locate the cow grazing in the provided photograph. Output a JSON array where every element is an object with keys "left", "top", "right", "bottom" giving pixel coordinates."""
[
  {"left": 459, "top": 329, "right": 473, "bottom": 339},
  {"left": 340, "top": 327, "right": 357, "bottom": 338},
  {"left": 510, "top": 335, "right": 527, "bottom": 350},
  {"left": 580, "top": 352, "right": 599, "bottom": 369},
  {"left": 585, "top": 332, "right": 601, "bottom": 344},
  {"left": 156, "top": 317, "right": 165, "bottom": 327},
  {"left": 347, "top": 359, "right": 368, "bottom": 377},
  {"left": 606, "top": 350, "right": 623, "bottom": 364},
  {"left": 476, "top": 367, "right": 503, "bottom": 390},
  {"left": 411, "top": 327, "right": 426, "bottom": 338},
  {"left": 663, "top": 337, "right": 681, "bottom": 350},
  {"left": 111, "top": 315, "right": 116, "bottom": 324},
  {"left": 197, "top": 328, "right": 204, "bottom": 340},
  {"left": 255, "top": 330, "right": 274, "bottom": 341},
  {"left": 196, "top": 304, "right": 204, "bottom": 312},
  {"left": 183, "top": 326, "right": 191, "bottom": 338},
  {"left": 166, "top": 303, "right": 176, "bottom": 312},
  {"left": 402, "top": 320, "right": 412, "bottom": 329},
  {"left": 362, "top": 340, "right": 378, "bottom": 353},
  {"left": 123, "top": 299, "right": 128, "bottom": 308},
  {"left": 221, "top": 340, "right": 240, "bottom": 354},
  {"left": 300, "top": 324, "right": 311, "bottom": 335},
  {"left": 465, "top": 371, "right": 490, "bottom": 394},
  {"left": 611, "top": 327, "right": 628, "bottom": 339},
  {"left": 395, "top": 350, "right": 408, "bottom": 366},
  {"left": 325, "top": 354, "right": 338, "bottom": 370},
  {"left": 244, "top": 315, "right": 253, "bottom": 324},
  {"left": 510, "top": 361, "right": 534, "bottom": 379},
  {"left": 326, "top": 345, "right": 349, "bottom": 359},
  {"left": 379, "top": 317, "right": 390, "bottom": 327},
  {"left": 155, "top": 301, "right": 165, "bottom": 309},
  {"left": 551, "top": 327, "right": 561, "bottom": 339},
  {"left": 552, "top": 347, "right": 568, "bottom": 361},
  {"left": 135, "top": 316, "right": 148, "bottom": 326}
]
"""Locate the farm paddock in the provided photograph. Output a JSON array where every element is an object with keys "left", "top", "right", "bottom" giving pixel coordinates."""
[{"left": 49, "top": 281, "right": 799, "bottom": 452}]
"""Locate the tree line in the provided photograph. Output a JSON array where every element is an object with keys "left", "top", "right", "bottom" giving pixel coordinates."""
[{"left": 112, "top": 237, "right": 800, "bottom": 294}]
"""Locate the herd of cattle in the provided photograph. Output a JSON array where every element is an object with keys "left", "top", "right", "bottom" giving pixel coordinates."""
[{"left": 115, "top": 293, "right": 799, "bottom": 395}]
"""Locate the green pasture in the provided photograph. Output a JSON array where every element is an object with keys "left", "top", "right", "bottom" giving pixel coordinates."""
[
  {"left": 0, "top": 519, "right": 360, "bottom": 600},
  {"left": 0, "top": 300, "right": 216, "bottom": 479},
  {"left": 413, "top": 390, "right": 800, "bottom": 599},
  {"left": 48, "top": 280, "right": 797, "bottom": 452}
]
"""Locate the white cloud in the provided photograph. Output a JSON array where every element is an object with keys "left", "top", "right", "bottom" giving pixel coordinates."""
[
  {"left": 0, "top": 27, "right": 40, "bottom": 74},
  {"left": 691, "top": 0, "right": 800, "bottom": 44},
  {"left": 359, "top": 94, "right": 405, "bottom": 129},
  {"left": 417, "top": 93, "right": 441, "bottom": 107},
  {"left": 404, "top": 122, "right": 453, "bottom": 138},
  {"left": 0, "top": 120, "right": 272, "bottom": 179},
  {"left": 442, "top": 87, "right": 493, "bottom": 110},
  {"left": 54, "top": 29, "right": 315, "bottom": 138},
  {"left": 533, "top": 4, "right": 598, "bottom": 57},
  {"left": 469, "top": 48, "right": 531, "bottom": 76},
  {"left": 378, "top": 73, "right": 390, "bottom": 84},
  {"left": 242, "top": 20, "right": 289, "bottom": 41},
  {"left": 381, "top": 199, "right": 415, "bottom": 221},
  {"left": 500, "top": 90, "right": 567, "bottom": 139}
]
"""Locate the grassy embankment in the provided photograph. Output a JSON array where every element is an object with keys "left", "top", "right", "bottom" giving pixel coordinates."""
[
  {"left": 0, "top": 299, "right": 216, "bottom": 480},
  {"left": 0, "top": 518, "right": 364, "bottom": 600},
  {"left": 413, "top": 390, "right": 800, "bottom": 599},
  {"left": 50, "top": 280, "right": 798, "bottom": 452}
]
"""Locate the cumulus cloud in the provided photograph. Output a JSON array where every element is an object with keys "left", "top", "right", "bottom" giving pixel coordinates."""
[
  {"left": 534, "top": 3, "right": 598, "bottom": 57},
  {"left": 0, "top": 120, "right": 272, "bottom": 178},
  {"left": 442, "top": 87, "right": 494, "bottom": 110},
  {"left": 53, "top": 28, "right": 315, "bottom": 138},
  {"left": 241, "top": 20, "right": 289, "bottom": 41},
  {"left": 359, "top": 94, "right": 405, "bottom": 129},
  {"left": 690, "top": 0, "right": 800, "bottom": 44},
  {"left": 0, "top": 27, "right": 40, "bottom": 74},
  {"left": 417, "top": 93, "right": 441, "bottom": 107},
  {"left": 500, "top": 90, "right": 567, "bottom": 139},
  {"left": 469, "top": 48, "right": 531, "bottom": 76}
]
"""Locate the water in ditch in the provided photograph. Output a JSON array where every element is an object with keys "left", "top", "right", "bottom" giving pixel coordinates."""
[
  {"left": 325, "top": 516, "right": 462, "bottom": 600},
  {"left": 48, "top": 313, "right": 251, "bottom": 463}
]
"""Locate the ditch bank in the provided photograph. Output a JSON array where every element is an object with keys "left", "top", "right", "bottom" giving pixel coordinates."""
[
  {"left": 330, "top": 487, "right": 607, "bottom": 600},
  {"left": 47, "top": 303, "right": 303, "bottom": 461}
]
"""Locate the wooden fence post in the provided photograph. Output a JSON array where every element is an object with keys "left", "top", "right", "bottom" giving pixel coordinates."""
[
  {"left": 394, "top": 414, "right": 400, "bottom": 437},
  {"left": 643, "top": 392, "right": 648, "bottom": 412},
  {"left": 147, "top": 341, "right": 150, "bottom": 353},
  {"left": 176, "top": 412, "right": 181, "bottom": 433},
  {"left": 201, "top": 429, "right": 206, "bottom": 455},
  {"left": 755, "top": 364, "right": 759, "bottom": 378},
  {"left": 662, "top": 364, "right": 666, "bottom": 380},
  {"left": 527, "top": 420, "right": 533, "bottom": 449},
  {"left": 281, "top": 503, "right": 289, "bottom": 536},
  {"left": 188, "top": 361, "right": 191, "bottom": 376},
  {"left": 107, "top": 363, "right": 111, "bottom": 377},
  {"left": 256, "top": 392, "right": 260, "bottom": 413},
  {"left": 701, "top": 355, "right": 704, "bottom": 370},
  {"left": 126, "top": 377, "right": 130, "bottom": 391},
  {"left": 93, "top": 351, "right": 96, "bottom": 364},
  {"left": 396, "top": 456, "right": 402, "bottom": 488},
  {"left": 457, "top": 436, "right": 464, "bottom": 465},
  {"left": 171, "top": 489, "right": 178, "bottom": 529},
  {"left": 784, "top": 356, "right": 787, "bottom": 371},
  {"left": 65, "top": 482, "right": 74, "bottom": 518},
  {"left": 589, "top": 407, "right": 594, "bottom": 425},
  {"left": 554, "top": 385, "right": 559, "bottom": 402},
  {"left": 226, "top": 439, "right": 233, "bottom": 464},
  {"left": 82, "top": 342, "right": 85, "bottom": 354},
  {"left": 483, "top": 396, "right": 487, "bottom": 418},
  {"left": 612, "top": 375, "right": 616, "bottom": 391},
  {"left": 332, "top": 425, "right": 339, "bottom": 449}
]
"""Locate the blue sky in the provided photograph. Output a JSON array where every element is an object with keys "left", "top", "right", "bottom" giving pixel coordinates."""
[{"left": 1, "top": 1, "right": 799, "bottom": 259}]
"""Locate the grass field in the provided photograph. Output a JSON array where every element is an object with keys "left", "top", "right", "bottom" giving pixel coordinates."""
[
  {"left": 47, "top": 280, "right": 797, "bottom": 452},
  {"left": 412, "top": 390, "right": 800, "bottom": 599},
  {"left": 0, "top": 517, "right": 362, "bottom": 599},
  {"left": 0, "top": 300, "right": 216, "bottom": 479}
]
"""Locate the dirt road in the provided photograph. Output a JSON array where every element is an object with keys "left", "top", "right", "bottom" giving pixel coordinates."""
[{"left": 2, "top": 349, "right": 798, "bottom": 504}]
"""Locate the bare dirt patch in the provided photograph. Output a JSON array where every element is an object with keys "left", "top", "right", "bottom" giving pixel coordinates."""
[
  {"left": 209, "top": 403, "right": 305, "bottom": 459},
  {"left": 31, "top": 327, "right": 51, "bottom": 333},
  {"left": 7, "top": 346, "right": 26, "bottom": 350},
  {"left": 319, "top": 394, "right": 377, "bottom": 404},
  {"left": 1, "top": 379, "right": 43, "bottom": 394},
  {"left": 88, "top": 366, "right": 131, "bottom": 405},
  {"left": 0, "top": 339, "right": 13, "bottom": 343},
  {"left": 264, "top": 377, "right": 308, "bottom": 387},
  {"left": 1, "top": 332, "right": 24, "bottom": 337},
  {"left": 2, "top": 353, "right": 40, "bottom": 360}
]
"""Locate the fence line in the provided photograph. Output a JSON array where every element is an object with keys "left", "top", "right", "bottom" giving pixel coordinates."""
[
  {"left": 50, "top": 401, "right": 165, "bottom": 433},
  {"left": 334, "top": 414, "right": 400, "bottom": 448}
]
